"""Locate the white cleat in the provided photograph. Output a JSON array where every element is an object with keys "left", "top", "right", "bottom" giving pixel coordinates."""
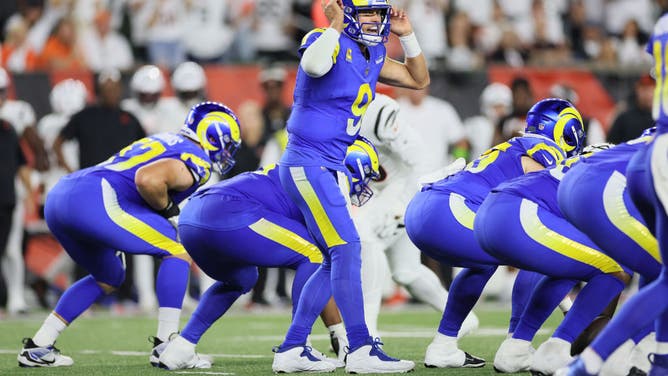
[
  {"left": 156, "top": 335, "right": 212, "bottom": 370},
  {"left": 530, "top": 338, "right": 573, "bottom": 376},
  {"left": 494, "top": 338, "right": 536, "bottom": 373},
  {"left": 600, "top": 339, "right": 634, "bottom": 376},
  {"left": 330, "top": 329, "right": 349, "bottom": 363},
  {"left": 630, "top": 332, "right": 656, "bottom": 374},
  {"left": 424, "top": 340, "right": 485, "bottom": 369},
  {"left": 345, "top": 339, "right": 415, "bottom": 374},
  {"left": 272, "top": 345, "right": 336, "bottom": 373},
  {"left": 17, "top": 338, "right": 74, "bottom": 367},
  {"left": 310, "top": 346, "right": 345, "bottom": 368},
  {"left": 458, "top": 312, "right": 480, "bottom": 339}
]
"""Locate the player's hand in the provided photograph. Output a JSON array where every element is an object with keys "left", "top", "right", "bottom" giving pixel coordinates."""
[
  {"left": 322, "top": 0, "right": 344, "bottom": 31},
  {"left": 389, "top": 7, "right": 413, "bottom": 37}
]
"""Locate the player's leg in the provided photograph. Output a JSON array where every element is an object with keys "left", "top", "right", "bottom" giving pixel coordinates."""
[
  {"left": 405, "top": 190, "right": 494, "bottom": 368},
  {"left": 4, "top": 200, "right": 27, "bottom": 314},
  {"left": 279, "top": 165, "right": 414, "bottom": 373}
]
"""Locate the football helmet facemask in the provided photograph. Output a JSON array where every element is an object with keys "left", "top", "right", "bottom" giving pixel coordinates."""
[{"left": 342, "top": 0, "right": 391, "bottom": 46}]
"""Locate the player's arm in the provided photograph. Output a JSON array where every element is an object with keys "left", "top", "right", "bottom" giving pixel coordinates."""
[
  {"left": 300, "top": 0, "right": 344, "bottom": 78},
  {"left": 135, "top": 158, "right": 195, "bottom": 214},
  {"left": 521, "top": 156, "right": 545, "bottom": 173},
  {"left": 378, "top": 8, "right": 429, "bottom": 89},
  {"left": 53, "top": 134, "right": 73, "bottom": 173}
]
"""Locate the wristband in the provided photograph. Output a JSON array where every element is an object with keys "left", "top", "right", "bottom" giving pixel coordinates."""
[
  {"left": 399, "top": 32, "right": 422, "bottom": 58},
  {"left": 158, "top": 198, "right": 180, "bottom": 218}
]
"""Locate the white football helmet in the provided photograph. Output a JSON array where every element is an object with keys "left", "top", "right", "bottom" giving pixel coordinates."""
[
  {"left": 480, "top": 83, "right": 512, "bottom": 122},
  {"left": 172, "top": 61, "right": 206, "bottom": 93},
  {"left": 50, "top": 79, "right": 87, "bottom": 116},
  {"left": 130, "top": 65, "right": 165, "bottom": 95},
  {"left": 360, "top": 93, "right": 400, "bottom": 144}
]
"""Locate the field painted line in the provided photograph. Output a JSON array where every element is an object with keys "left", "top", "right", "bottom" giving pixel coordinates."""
[
  {"left": 227, "top": 327, "right": 551, "bottom": 341},
  {"left": 173, "top": 372, "right": 234, "bottom": 375},
  {"left": 0, "top": 349, "right": 271, "bottom": 358}
]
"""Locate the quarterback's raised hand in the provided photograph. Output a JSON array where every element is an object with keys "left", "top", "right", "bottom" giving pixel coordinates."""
[
  {"left": 322, "top": 0, "right": 344, "bottom": 32},
  {"left": 389, "top": 7, "right": 413, "bottom": 37}
]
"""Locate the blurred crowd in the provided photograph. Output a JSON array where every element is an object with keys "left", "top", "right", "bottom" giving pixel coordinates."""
[
  {"left": 0, "top": 0, "right": 665, "bottom": 73},
  {"left": 0, "top": 0, "right": 663, "bottom": 316}
]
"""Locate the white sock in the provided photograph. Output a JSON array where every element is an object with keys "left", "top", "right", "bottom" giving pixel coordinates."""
[
  {"left": 33, "top": 313, "right": 68, "bottom": 347},
  {"left": 580, "top": 348, "right": 604, "bottom": 374},
  {"left": 558, "top": 296, "right": 573, "bottom": 313},
  {"left": 432, "top": 332, "right": 457, "bottom": 345},
  {"left": 175, "top": 335, "right": 196, "bottom": 349},
  {"left": 157, "top": 307, "right": 181, "bottom": 342},
  {"left": 328, "top": 323, "right": 346, "bottom": 337},
  {"left": 657, "top": 341, "right": 668, "bottom": 355}
]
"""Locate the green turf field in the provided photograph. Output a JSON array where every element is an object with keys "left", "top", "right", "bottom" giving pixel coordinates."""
[{"left": 0, "top": 306, "right": 561, "bottom": 375}]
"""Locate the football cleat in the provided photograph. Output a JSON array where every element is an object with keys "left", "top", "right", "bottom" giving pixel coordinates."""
[
  {"left": 630, "top": 333, "right": 656, "bottom": 374},
  {"left": 559, "top": 358, "right": 596, "bottom": 376},
  {"left": 601, "top": 340, "right": 634, "bottom": 376},
  {"left": 345, "top": 338, "right": 415, "bottom": 374},
  {"left": 17, "top": 338, "right": 73, "bottom": 367},
  {"left": 628, "top": 366, "right": 648, "bottom": 376},
  {"left": 157, "top": 335, "right": 212, "bottom": 370},
  {"left": 424, "top": 337, "right": 484, "bottom": 369},
  {"left": 309, "top": 346, "right": 345, "bottom": 368},
  {"left": 494, "top": 338, "right": 535, "bottom": 373},
  {"left": 329, "top": 329, "right": 349, "bottom": 363},
  {"left": 531, "top": 338, "right": 574, "bottom": 376},
  {"left": 648, "top": 353, "right": 668, "bottom": 376},
  {"left": 272, "top": 345, "right": 336, "bottom": 373}
]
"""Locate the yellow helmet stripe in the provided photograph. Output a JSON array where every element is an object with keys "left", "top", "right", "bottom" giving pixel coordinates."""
[
  {"left": 553, "top": 107, "right": 583, "bottom": 152},
  {"left": 196, "top": 111, "right": 241, "bottom": 151},
  {"left": 349, "top": 139, "right": 380, "bottom": 174}
]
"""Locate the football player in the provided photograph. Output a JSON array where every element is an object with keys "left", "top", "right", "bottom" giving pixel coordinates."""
[
  {"left": 474, "top": 144, "right": 633, "bottom": 375},
  {"left": 405, "top": 98, "right": 586, "bottom": 369},
  {"left": 356, "top": 94, "right": 479, "bottom": 339},
  {"left": 158, "top": 136, "right": 380, "bottom": 371},
  {"left": 17, "top": 102, "right": 241, "bottom": 368},
  {"left": 274, "top": 0, "right": 429, "bottom": 373},
  {"left": 558, "top": 129, "right": 660, "bottom": 376}
]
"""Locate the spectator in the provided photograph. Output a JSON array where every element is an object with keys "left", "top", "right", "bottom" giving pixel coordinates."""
[
  {"left": 6, "top": 0, "right": 62, "bottom": 55},
  {"left": 395, "top": 0, "right": 448, "bottom": 67},
  {"left": 607, "top": 74, "right": 655, "bottom": 144},
  {"left": 396, "top": 87, "right": 469, "bottom": 175},
  {"left": 152, "top": 61, "right": 209, "bottom": 136},
  {"left": 259, "top": 66, "right": 291, "bottom": 139},
  {"left": 37, "top": 17, "right": 87, "bottom": 71},
  {"left": 140, "top": 0, "right": 187, "bottom": 69},
  {"left": 38, "top": 79, "right": 88, "bottom": 195},
  {"left": 78, "top": 9, "right": 134, "bottom": 73},
  {"left": 617, "top": 19, "right": 651, "bottom": 67},
  {"left": 447, "top": 11, "right": 482, "bottom": 71},
  {"left": 2, "top": 17, "right": 38, "bottom": 72},
  {"left": 0, "top": 67, "right": 47, "bottom": 315},
  {"left": 228, "top": 100, "right": 265, "bottom": 176},
  {"left": 494, "top": 76, "right": 534, "bottom": 144},
  {"left": 0, "top": 118, "right": 33, "bottom": 316},
  {"left": 549, "top": 83, "right": 606, "bottom": 145},
  {"left": 53, "top": 69, "right": 145, "bottom": 172},
  {"left": 251, "top": 0, "right": 296, "bottom": 63},
  {"left": 464, "top": 82, "right": 512, "bottom": 159},
  {"left": 182, "top": 0, "right": 235, "bottom": 63},
  {"left": 121, "top": 64, "right": 167, "bottom": 135}
]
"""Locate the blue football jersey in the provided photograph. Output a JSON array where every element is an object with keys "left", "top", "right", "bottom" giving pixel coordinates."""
[
  {"left": 648, "top": 14, "right": 668, "bottom": 132},
  {"left": 72, "top": 132, "right": 212, "bottom": 205},
  {"left": 281, "top": 28, "right": 386, "bottom": 170},
  {"left": 579, "top": 134, "right": 654, "bottom": 171},
  {"left": 429, "top": 134, "right": 566, "bottom": 203},
  {"left": 191, "top": 164, "right": 303, "bottom": 222}
]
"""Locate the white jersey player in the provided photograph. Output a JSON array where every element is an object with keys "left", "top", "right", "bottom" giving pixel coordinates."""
[
  {"left": 38, "top": 79, "right": 87, "bottom": 193},
  {"left": 121, "top": 64, "right": 169, "bottom": 135},
  {"left": 464, "top": 83, "right": 513, "bottom": 159},
  {"left": 0, "top": 67, "right": 39, "bottom": 314},
  {"left": 357, "top": 94, "right": 479, "bottom": 338}
]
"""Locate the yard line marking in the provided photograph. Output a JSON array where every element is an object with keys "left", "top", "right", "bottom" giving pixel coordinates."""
[
  {"left": 173, "top": 372, "right": 234, "bottom": 375},
  {"left": 228, "top": 328, "right": 552, "bottom": 341}
]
